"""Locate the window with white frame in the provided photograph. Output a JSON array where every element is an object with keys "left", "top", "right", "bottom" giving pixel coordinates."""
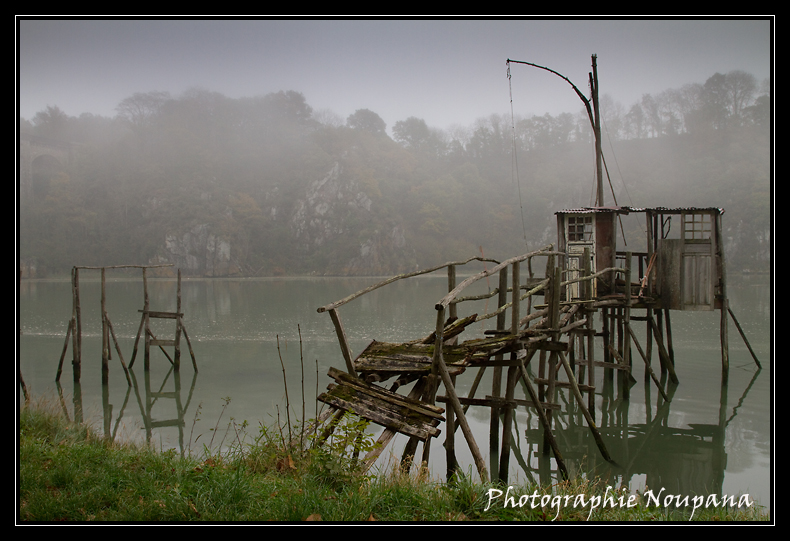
[{"left": 567, "top": 215, "right": 593, "bottom": 242}]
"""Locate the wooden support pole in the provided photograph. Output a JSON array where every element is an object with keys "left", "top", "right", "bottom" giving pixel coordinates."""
[
  {"left": 129, "top": 315, "right": 144, "bottom": 369},
  {"left": 623, "top": 252, "right": 633, "bottom": 400},
  {"left": 447, "top": 264, "right": 457, "bottom": 320},
  {"left": 489, "top": 266, "right": 508, "bottom": 476},
  {"left": 498, "top": 363, "right": 519, "bottom": 482},
  {"left": 432, "top": 307, "right": 488, "bottom": 483},
  {"left": 648, "top": 316, "right": 679, "bottom": 385},
  {"left": 645, "top": 307, "right": 654, "bottom": 383},
  {"left": 516, "top": 353, "right": 568, "bottom": 480},
  {"left": 721, "top": 298, "right": 730, "bottom": 385},
  {"left": 728, "top": 307, "right": 762, "bottom": 368},
  {"left": 101, "top": 267, "right": 109, "bottom": 385},
  {"left": 663, "top": 308, "right": 675, "bottom": 366},
  {"left": 557, "top": 350, "right": 618, "bottom": 466},
  {"left": 106, "top": 316, "right": 132, "bottom": 386},
  {"left": 55, "top": 319, "right": 73, "bottom": 383},
  {"left": 143, "top": 267, "right": 151, "bottom": 371},
  {"left": 716, "top": 212, "right": 729, "bottom": 384},
  {"left": 180, "top": 320, "right": 199, "bottom": 372},
  {"left": 72, "top": 266, "right": 82, "bottom": 383},
  {"left": 627, "top": 326, "right": 671, "bottom": 402},
  {"left": 446, "top": 373, "right": 457, "bottom": 480},
  {"left": 511, "top": 260, "right": 520, "bottom": 334},
  {"left": 175, "top": 269, "right": 182, "bottom": 370},
  {"left": 328, "top": 308, "right": 357, "bottom": 378}
]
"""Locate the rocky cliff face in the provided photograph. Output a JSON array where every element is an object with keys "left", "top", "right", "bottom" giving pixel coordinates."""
[
  {"left": 290, "top": 161, "right": 416, "bottom": 275},
  {"left": 162, "top": 223, "right": 239, "bottom": 277}
]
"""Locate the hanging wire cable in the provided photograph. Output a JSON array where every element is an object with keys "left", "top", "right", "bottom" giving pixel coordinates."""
[
  {"left": 507, "top": 61, "right": 530, "bottom": 248},
  {"left": 600, "top": 113, "right": 647, "bottom": 245}
]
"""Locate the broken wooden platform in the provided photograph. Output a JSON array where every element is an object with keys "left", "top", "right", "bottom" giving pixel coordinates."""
[{"left": 318, "top": 366, "right": 445, "bottom": 442}]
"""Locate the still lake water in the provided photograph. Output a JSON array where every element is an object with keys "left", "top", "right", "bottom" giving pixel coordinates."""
[{"left": 18, "top": 271, "right": 772, "bottom": 509}]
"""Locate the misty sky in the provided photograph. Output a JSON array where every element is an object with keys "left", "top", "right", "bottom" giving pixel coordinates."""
[{"left": 17, "top": 18, "right": 772, "bottom": 133}]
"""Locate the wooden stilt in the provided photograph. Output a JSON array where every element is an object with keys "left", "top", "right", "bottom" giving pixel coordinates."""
[
  {"left": 716, "top": 213, "right": 730, "bottom": 384},
  {"left": 498, "top": 362, "right": 519, "bottom": 481},
  {"left": 55, "top": 319, "right": 73, "bottom": 383},
  {"left": 72, "top": 267, "right": 82, "bottom": 384},
  {"left": 432, "top": 308, "right": 488, "bottom": 483},
  {"left": 446, "top": 373, "right": 457, "bottom": 480},
  {"left": 516, "top": 352, "right": 568, "bottom": 480},
  {"left": 175, "top": 269, "right": 182, "bottom": 370},
  {"left": 663, "top": 308, "right": 675, "bottom": 366},
  {"left": 101, "top": 268, "right": 109, "bottom": 385},
  {"left": 328, "top": 308, "right": 357, "bottom": 378},
  {"left": 627, "top": 326, "right": 670, "bottom": 402},
  {"left": 648, "top": 316, "right": 679, "bottom": 384},
  {"left": 143, "top": 268, "right": 151, "bottom": 371},
  {"left": 489, "top": 266, "right": 508, "bottom": 476},
  {"left": 106, "top": 316, "right": 132, "bottom": 385},
  {"left": 557, "top": 350, "right": 618, "bottom": 466},
  {"left": 728, "top": 307, "right": 761, "bottom": 368}
]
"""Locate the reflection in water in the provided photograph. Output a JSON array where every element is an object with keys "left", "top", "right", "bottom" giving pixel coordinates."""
[
  {"left": 128, "top": 367, "right": 198, "bottom": 457},
  {"left": 19, "top": 276, "right": 771, "bottom": 506},
  {"left": 516, "top": 366, "right": 763, "bottom": 500}
]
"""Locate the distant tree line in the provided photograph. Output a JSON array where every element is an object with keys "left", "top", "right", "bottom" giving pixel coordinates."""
[{"left": 18, "top": 69, "right": 770, "bottom": 277}]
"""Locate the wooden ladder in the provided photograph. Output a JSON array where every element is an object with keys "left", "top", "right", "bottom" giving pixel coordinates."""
[{"left": 129, "top": 268, "right": 197, "bottom": 372}]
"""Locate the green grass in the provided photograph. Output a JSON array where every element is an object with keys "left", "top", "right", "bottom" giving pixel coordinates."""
[{"left": 18, "top": 400, "right": 771, "bottom": 523}]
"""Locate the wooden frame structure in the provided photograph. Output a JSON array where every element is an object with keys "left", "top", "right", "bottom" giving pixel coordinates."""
[
  {"left": 55, "top": 264, "right": 197, "bottom": 388},
  {"left": 316, "top": 246, "right": 631, "bottom": 483}
]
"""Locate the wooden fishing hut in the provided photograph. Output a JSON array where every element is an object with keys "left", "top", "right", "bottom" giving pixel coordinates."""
[{"left": 554, "top": 204, "right": 754, "bottom": 388}]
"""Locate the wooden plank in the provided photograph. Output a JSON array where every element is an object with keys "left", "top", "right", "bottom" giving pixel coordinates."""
[
  {"left": 325, "top": 383, "right": 443, "bottom": 427},
  {"left": 317, "top": 385, "right": 441, "bottom": 441},
  {"left": 574, "top": 358, "right": 630, "bottom": 371},
  {"left": 138, "top": 310, "right": 183, "bottom": 319},
  {"left": 355, "top": 339, "right": 513, "bottom": 371},
  {"left": 436, "top": 394, "right": 561, "bottom": 410},
  {"left": 532, "top": 378, "right": 596, "bottom": 392},
  {"left": 327, "top": 367, "right": 445, "bottom": 418},
  {"left": 418, "top": 313, "right": 478, "bottom": 344}
]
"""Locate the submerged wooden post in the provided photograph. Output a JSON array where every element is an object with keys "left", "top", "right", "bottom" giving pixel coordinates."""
[
  {"left": 175, "top": 269, "right": 182, "bottom": 370},
  {"left": 101, "top": 267, "right": 109, "bottom": 385},
  {"left": 716, "top": 213, "right": 729, "bottom": 384},
  {"left": 728, "top": 307, "right": 761, "bottom": 368},
  {"left": 143, "top": 267, "right": 151, "bottom": 371},
  {"left": 623, "top": 252, "right": 633, "bottom": 400},
  {"left": 72, "top": 266, "right": 82, "bottom": 383}
]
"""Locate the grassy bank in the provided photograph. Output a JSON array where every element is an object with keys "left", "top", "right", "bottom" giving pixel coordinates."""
[{"left": 18, "top": 400, "right": 770, "bottom": 523}]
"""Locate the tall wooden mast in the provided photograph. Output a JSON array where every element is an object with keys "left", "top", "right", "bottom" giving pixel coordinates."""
[{"left": 591, "top": 54, "right": 604, "bottom": 207}]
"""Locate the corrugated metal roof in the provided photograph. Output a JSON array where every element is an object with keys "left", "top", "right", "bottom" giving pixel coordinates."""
[{"left": 556, "top": 206, "right": 724, "bottom": 215}]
